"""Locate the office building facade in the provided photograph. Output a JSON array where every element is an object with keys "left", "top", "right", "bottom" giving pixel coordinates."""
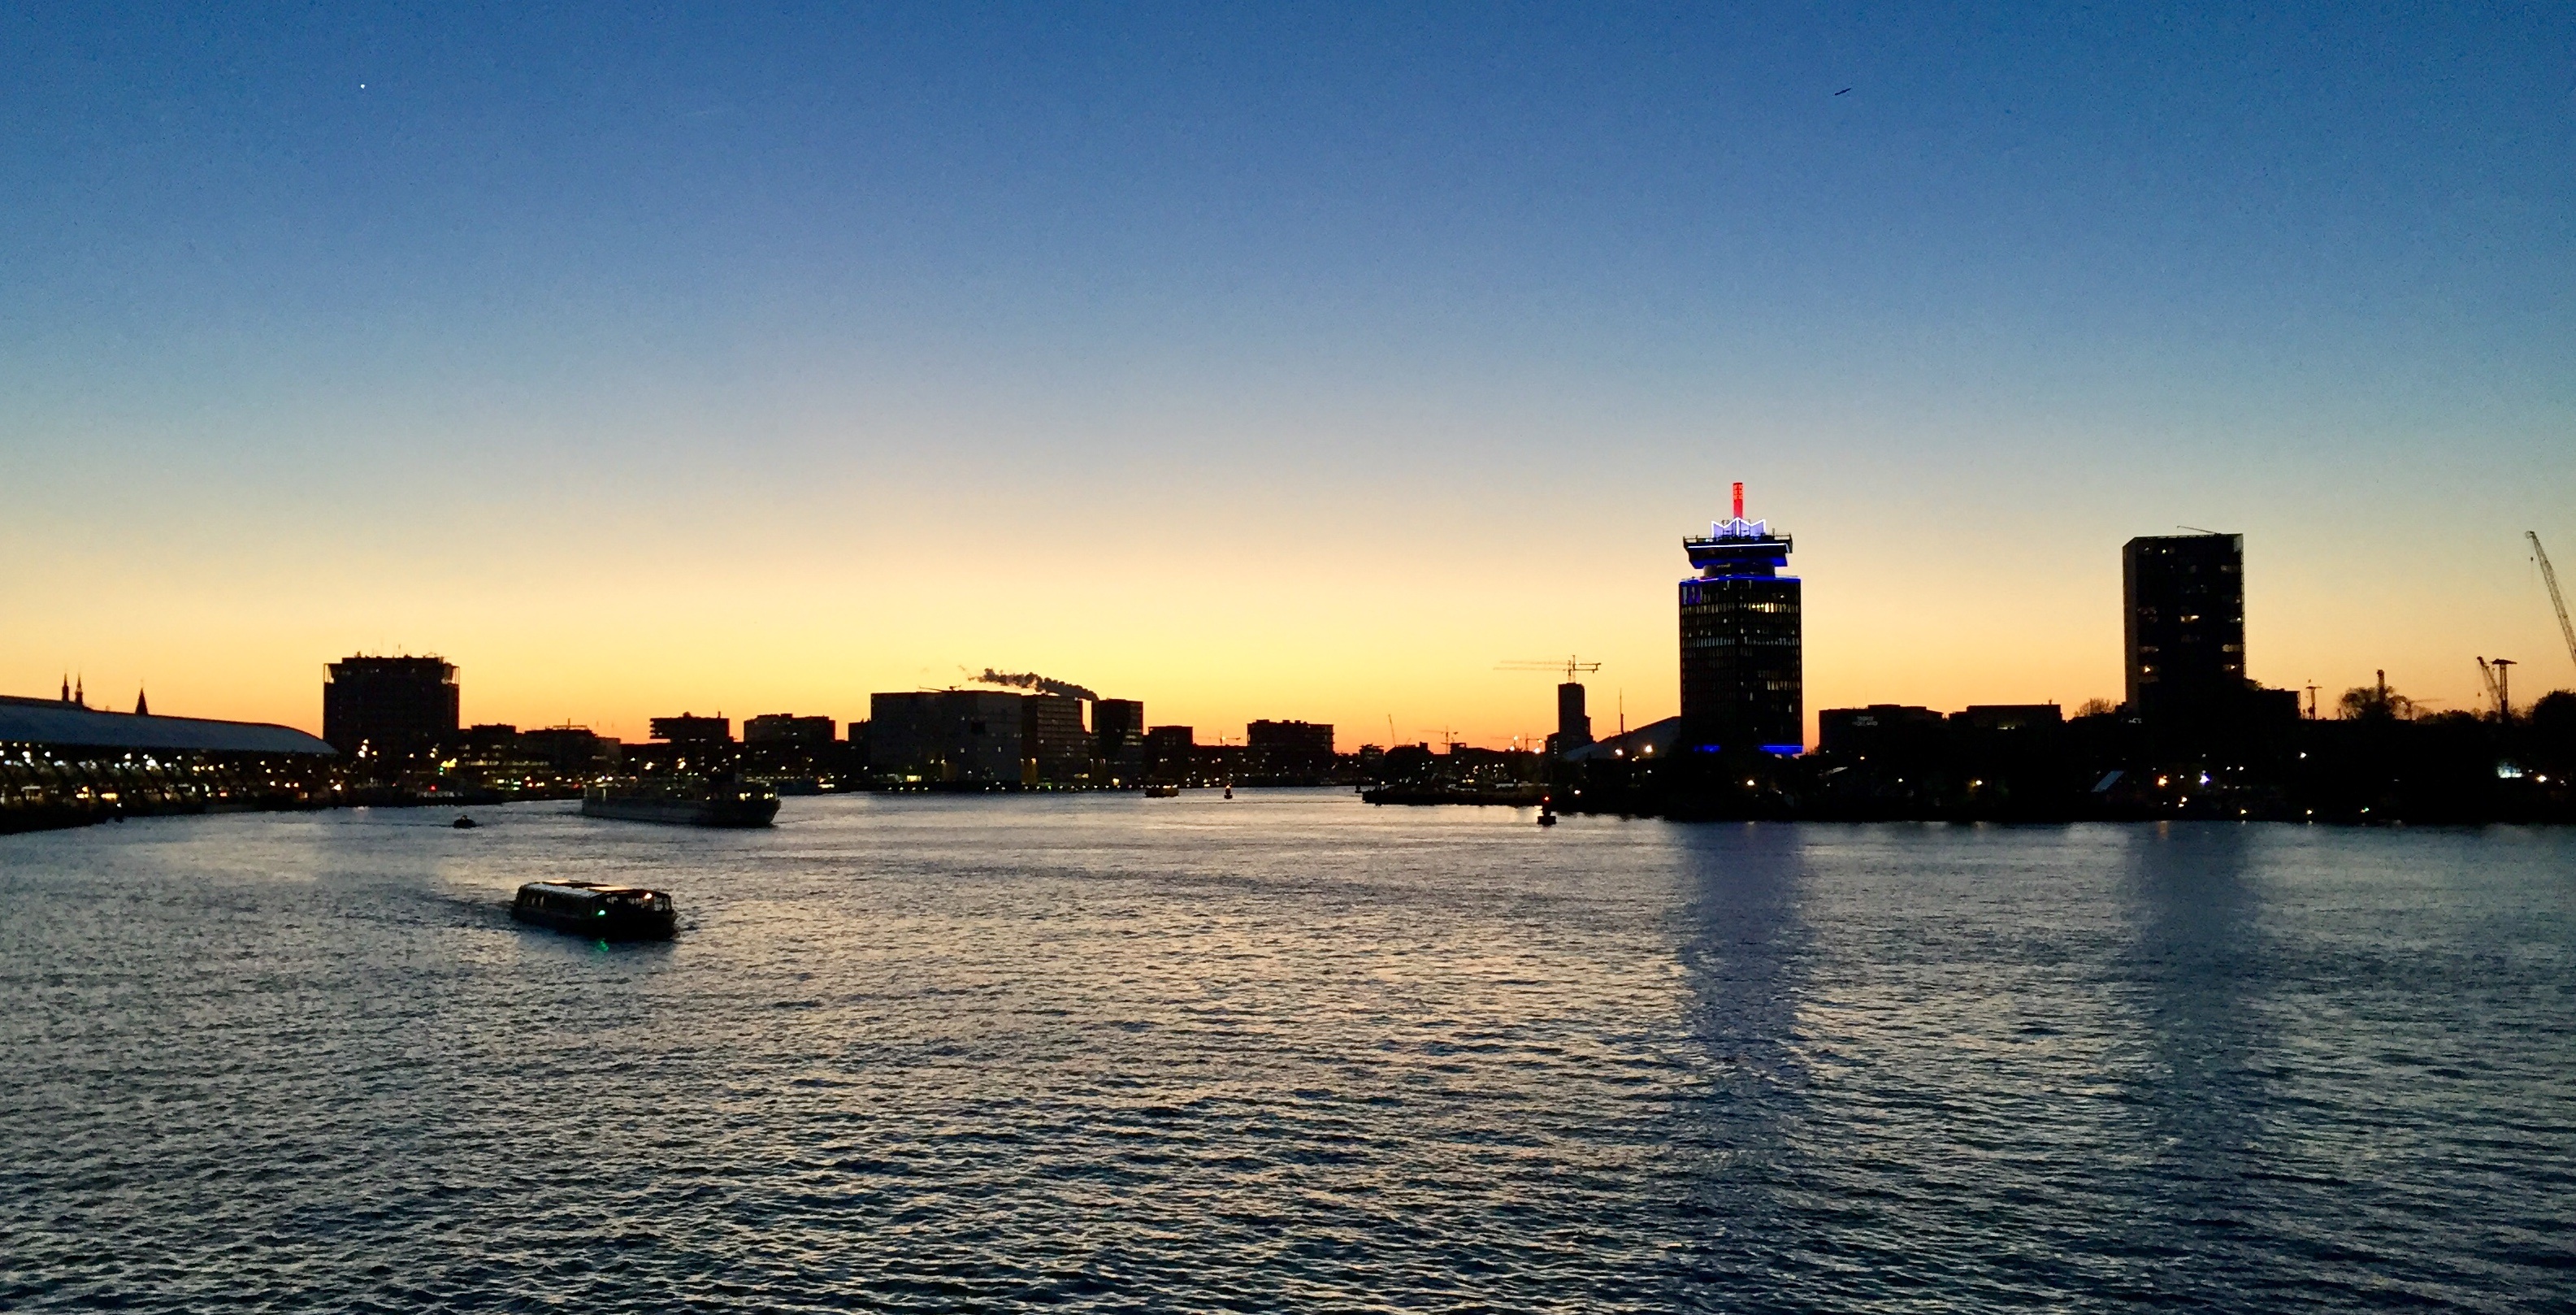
[
  {"left": 1678, "top": 495, "right": 1802, "bottom": 755},
  {"left": 322, "top": 655, "right": 459, "bottom": 761}
]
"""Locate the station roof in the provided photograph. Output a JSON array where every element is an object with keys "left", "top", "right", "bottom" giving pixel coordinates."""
[
  {"left": 0, "top": 697, "right": 336, "bottom": 756},
  {"left": 1560, "top": 715, "right": 1685, "bottom": 764}
]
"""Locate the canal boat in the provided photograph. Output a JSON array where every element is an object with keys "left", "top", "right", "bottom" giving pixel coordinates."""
[{"left": 511, "top": 880, "right": 678, "bottom": 940}]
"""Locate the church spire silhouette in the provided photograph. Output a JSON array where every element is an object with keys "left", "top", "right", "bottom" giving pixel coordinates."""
[{"left": 135, "top": 686, "right": 150, "bottom": 716}]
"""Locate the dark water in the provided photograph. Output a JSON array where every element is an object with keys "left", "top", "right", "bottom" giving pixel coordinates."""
[{"left": 2, "top": 793, "right": 2570, "bottom": 1312}]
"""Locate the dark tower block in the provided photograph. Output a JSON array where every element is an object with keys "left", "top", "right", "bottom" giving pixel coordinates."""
[
  {"left": 2123, "top": 533, "right": 2248, "bottom": 726},
  {"left": 1022, "top": 694, "right": 1091, "bottom": 783},
  {"left": 323, "top": 655, "right": 460, "bottom": 761},
  {"left": 1554, "top": 682, "right": 1593, "bottom": 753},
  {"left": 1246, "top": 719, "right": 1335, "bottom": 783},
  {"left": 1092, "top": 698, "right": 1147, "bottom": 782},
  {"left": 1679, "top": 485, "right": 1802, "bottom": 755}
]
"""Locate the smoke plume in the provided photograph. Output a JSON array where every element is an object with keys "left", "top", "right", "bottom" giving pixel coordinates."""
[{"left": 973, "top": 668, "right": 1098, "bottom": 701}]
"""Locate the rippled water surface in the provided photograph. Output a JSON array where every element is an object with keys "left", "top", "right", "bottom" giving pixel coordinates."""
[{"left": 3, "top": 793, "right": 2572, "bottom": 1311}]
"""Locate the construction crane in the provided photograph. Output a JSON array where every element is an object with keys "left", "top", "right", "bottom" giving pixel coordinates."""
[
  {"left": 2476, "top": 657, "right": 2517, "bottom": 719},
  {"left": 1497, "top": 655, "right": 1602, "bottom": 682},
  {"left": 2534, "top": 532, "right": 2576, "bottom": 677}
]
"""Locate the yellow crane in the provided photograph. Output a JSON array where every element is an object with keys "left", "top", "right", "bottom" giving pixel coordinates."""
[
  {"left": 2533, "top": 532, "right": 2576, "bottom": 677},
  {"left": 1496, "top": 655, "right": 1602, "bottom": 681},
  {"left": 2476, "top": 657, "right": 2517, "bottom": 719}
]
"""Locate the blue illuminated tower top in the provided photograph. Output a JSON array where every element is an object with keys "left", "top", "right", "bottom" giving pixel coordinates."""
[
  {"left": 1676, "top": 482, "right": 1804, "bottom": 757},
  {"left": 1681, "top": 482, "right": 1794, "bottom": 582}
]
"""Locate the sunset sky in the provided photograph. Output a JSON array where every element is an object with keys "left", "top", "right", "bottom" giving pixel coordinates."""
[{"left": 6, "top": 4, "right": 2570, "bottom": 747}]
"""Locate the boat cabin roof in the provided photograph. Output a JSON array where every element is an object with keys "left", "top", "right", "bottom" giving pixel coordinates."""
[{"left": 518, "top": 880, "right": 667, "bottom": 900}]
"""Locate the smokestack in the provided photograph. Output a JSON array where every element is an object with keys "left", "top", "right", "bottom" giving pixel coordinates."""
[{"left": 1733, "top": 482, "right": 1744, "bottom": 521}]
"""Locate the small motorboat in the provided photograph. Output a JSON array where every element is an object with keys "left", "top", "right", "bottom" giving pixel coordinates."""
[
  {"left": 1143, "top": 784, "right": 1180, "bottom": 798},
  {"left": 453, "top": 814, "right": 479, "bottom": 829},
  {"left": 1536, "top": 811, "right": 1559, "bottom": 827}
]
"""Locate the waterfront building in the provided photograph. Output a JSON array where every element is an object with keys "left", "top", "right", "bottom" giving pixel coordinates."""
[
  {"left": 2122, "top": 533, "right": 2248, "bottom": 725},
  {"left": 649, "top": 714, "right": 732, "bottom": 744},
  {"left": 867, "top": 690, "right": 1026, "bottom": 783},
  {"left": 1817, "top": 705, "right": 1944, "bottom": 757},
  {"left": 1091, "top": 698, "right": 1146, "bottom": 783},
  {"left": 1247, "top": 719, "right": 1335, "bottom": 783},
  {"left": 1679, "top": 488, "right": 1802, "bottom": 756},
  {"left": 1144, "top": 725, "right": 1195, "bottom": 783},
  {"left": 1951, "top": 705, "right": 2065, "bottom": 733},
  {"left": 0, "top": 692, "right": 336, "bottom": 829},
  {"left": 459, "top": 723, "right": 523, "bottom": 754},
  {"left": 1023, "top": 694, "right": 1090, "bottom": 783},
  {"left": 1548, "top": 682, "right": 1594, "bottom": 757},
  {"left": 448, "top": 723, "right": 556, "bottom": 791},
  {"left": 744, "top": 714, "right": 835, "bottom": 747},
  {"left": 518, "top": 726, "right": 615, "bottom": 774},
  {"left": 1093, "top": 699, "right": 1144, "bottom": 743},
  {"left": 322, "top": 655, "right": 459, "bottom": 761},
  {"left": 2120, "top": 532, "right": 2300, "bottom": 753}
]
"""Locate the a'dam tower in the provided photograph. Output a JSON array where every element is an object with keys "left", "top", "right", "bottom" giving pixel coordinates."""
[{"left": 1680, "top": 483, "right": 1803, "bottom": 757}]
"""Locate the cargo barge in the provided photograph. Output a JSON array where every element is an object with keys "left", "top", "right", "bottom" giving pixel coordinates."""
[{"left": 579, "top": 778, "right": 779, "bottom": 827}]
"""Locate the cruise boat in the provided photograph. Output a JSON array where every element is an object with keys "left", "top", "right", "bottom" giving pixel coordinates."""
[
  {"left": 580, "top": 775, "right": 780, "bottom": 827},
  {"left": 511, "top": 881, "right": 677, "bottom": 940}
]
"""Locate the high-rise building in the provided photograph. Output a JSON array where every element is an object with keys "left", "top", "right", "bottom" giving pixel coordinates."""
[
  {"left": 1549, "top": 682, "right": 1593, "bottom": 756},
  {"left": 1679, "top": 486, "right": 1802, "bottom": 755},
  {"left": 1092, "top": 698, "right": 1146, "bottom": 781},
  {"left": 323, "top": 655, "right": 459, "bottom": 760},
  {"left": 2122, "top": 533, "right": 2247, "bottom": 724},
  {"left": 2120, "top": 532, "right": 2301, "bottom": 751}
]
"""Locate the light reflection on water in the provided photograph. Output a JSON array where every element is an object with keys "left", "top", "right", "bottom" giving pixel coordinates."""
[{"left": 2, "top": 795, "right": 2569, "bottom": 1310}]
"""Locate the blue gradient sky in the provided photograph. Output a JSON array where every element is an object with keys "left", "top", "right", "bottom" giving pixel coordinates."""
[{"left": 6, "top": 4, "right": 2571, "bottom": 743}]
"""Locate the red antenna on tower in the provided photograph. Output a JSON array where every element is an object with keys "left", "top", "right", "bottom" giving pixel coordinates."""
[{"left": 1732, "top": 482, "right": 1745, "bottom": 520}]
